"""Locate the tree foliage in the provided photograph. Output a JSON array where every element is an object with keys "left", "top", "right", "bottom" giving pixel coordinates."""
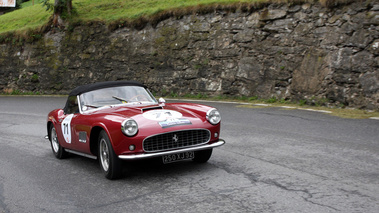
[{"left": 40, "top": 0, "right": 54, "bottom": 11}]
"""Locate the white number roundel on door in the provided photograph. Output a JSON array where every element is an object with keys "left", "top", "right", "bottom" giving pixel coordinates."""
[{"left": 61, "top": 114, "right": 74, "bottom": 144}]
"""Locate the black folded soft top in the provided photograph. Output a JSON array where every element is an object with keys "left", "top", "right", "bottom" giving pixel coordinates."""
[{"left": 69, "top": 81, "right": 146, "bottom": 96}]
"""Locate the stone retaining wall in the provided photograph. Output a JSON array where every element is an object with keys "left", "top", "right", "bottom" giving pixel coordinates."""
[{"left": 0, "top": 1, "right": 378, "bottom": 109}]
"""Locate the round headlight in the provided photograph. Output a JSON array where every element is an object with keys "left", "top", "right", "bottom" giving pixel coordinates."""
[
  {"left": 207, "top": 108, "right": 221, "bottom": 125},
  {"left": 121, "top": 119, "right": 138, "bottom": 136}
]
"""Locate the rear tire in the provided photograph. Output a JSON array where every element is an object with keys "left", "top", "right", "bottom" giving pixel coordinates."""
[
  {"left": 98, "top": 130, "right": 122, "bottom": 180},
  {"left": 49, "top": 125, "right": 68, "bottom": 159},
  {"left": 193, "top": 149, "right": 213, "bottom": 163}
]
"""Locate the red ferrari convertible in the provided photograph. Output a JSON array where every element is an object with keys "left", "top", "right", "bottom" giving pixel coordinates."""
[{"left": 47, "top": 81, "right": 225, "bottom": 179}]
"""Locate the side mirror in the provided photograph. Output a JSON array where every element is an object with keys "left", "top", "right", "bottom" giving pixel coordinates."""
[{"left": 159, "top": 97, "right": 166, "bottom": 106}]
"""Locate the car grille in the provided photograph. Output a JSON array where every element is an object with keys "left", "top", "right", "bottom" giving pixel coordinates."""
[{"left": 143, "top": 129, "right": 211, "bottom": 152}]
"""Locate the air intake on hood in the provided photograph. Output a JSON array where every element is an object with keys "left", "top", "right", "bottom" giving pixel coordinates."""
[{"left": 141, "top": 106, "right": 163, "bottom": 113}]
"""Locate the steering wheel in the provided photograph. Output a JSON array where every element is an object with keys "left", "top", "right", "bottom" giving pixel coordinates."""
[{"left": 129, "top": 94, "right": 148, "bottom": 102}]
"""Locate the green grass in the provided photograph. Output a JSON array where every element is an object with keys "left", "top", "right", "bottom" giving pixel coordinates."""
[
  {"left": 1, "top": 89, "right": 42, "bottom": 95},
  {"left": 73, "top": 0, "right": 264, "bottom": 21},
  {"left": 0, "top": 2, "right": 50, "bottom": 34},
  {"left": 21, "top": 1, "right": 38, "bottom": 8},
  {"left": 237, "top": 103, "right": 379, "bottom": 119},
  {"left": 0, "top": 0, "right": 265, "bottom": 34}
]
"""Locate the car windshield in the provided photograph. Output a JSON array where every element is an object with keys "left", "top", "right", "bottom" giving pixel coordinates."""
[{"left": 79, "top": 86, "right": 157, "bottom": 112}]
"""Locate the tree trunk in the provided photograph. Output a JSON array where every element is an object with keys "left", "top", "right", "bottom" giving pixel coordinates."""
[
  {"left": 67, "top": 0, "right": 72, "bottom": 15},
  {"left": 52, "top": 0, "right": 72, "bottom": 27}
]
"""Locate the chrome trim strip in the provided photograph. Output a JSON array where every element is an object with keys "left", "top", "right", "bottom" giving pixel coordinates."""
[
  {"left": 65, "top": 149, "right": 97, "bottom": 160},
  {"left": 118, "top": 139, "right": 225, "bottom": 160},
  {"left": 77, "top": 95, "right": 83, "bottom": 114}
]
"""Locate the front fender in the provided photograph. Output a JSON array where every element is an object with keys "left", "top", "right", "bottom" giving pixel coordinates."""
[
  {"left": 47, "top": 109, "right": 64, "bottom": 140},
  {"left": 90, "top": 120, "right": 124, "bottom": 152}
]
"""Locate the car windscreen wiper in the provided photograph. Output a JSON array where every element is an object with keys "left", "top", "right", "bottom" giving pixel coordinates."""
[
  {"left": 84, "top": 104, "right": 98, "bottom": 108},
  {"left": 112, "top": 96, "right": 128, "bottom": 103}
]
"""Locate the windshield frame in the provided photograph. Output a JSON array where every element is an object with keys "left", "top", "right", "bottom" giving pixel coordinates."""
[{"left": 77, "top": 85, "right": 157, "bottom": 113}]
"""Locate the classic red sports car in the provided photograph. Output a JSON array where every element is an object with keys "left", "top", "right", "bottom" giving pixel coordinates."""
[{"left": 47, "top": 81, "right": 225, "bottom": 179}]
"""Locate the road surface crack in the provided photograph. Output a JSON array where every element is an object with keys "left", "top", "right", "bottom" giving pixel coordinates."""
[
  {"left": 263, "top": 179, "right": 340, "bottom": 212},
  {"left": 212, "top": 161, "right": 340, "bottom": 212}
]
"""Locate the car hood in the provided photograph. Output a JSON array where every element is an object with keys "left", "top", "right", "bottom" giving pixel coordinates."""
[{"left": 84, "top": 103, "right": 212, "bottom": 127}]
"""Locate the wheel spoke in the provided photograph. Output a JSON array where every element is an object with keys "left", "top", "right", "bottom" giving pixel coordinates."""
[
  {"left": 100, "top": 139, "right": 110, "bottom": 171},
  {"left": 51, "top": 127, "right": 59, "bottom": 153}
]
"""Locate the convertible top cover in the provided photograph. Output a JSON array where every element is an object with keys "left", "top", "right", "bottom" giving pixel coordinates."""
[{"left": 69, "top": 81, "right": 146, "bottom": 96}]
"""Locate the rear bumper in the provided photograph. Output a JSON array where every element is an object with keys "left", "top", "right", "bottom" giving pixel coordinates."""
[{"left": 118, "top": 139, "right": 225, "bottom": 160}]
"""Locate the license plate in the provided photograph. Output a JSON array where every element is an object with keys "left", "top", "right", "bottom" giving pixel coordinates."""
[{"left": 162, "top": 151, "right": 194, "bottom": 164}]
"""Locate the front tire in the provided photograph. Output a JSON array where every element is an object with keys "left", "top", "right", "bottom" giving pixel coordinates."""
[
  {"left": 193, "top": 149, "right": 213, "bottom": 163},
  {"left": 98, "top": 130, "right": 122, "bottom": 180},
  {"left": 49, "top": 125, "right": 68, "bottom": 159}
]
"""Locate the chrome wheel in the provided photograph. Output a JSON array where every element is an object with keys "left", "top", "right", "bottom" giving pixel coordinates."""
[
  {"left": 49, "top": 124, "right": 68, "bottom": 159},
  {"left": 98, "top": 130, "right": 122, "bottom": 179},
  {"left": 51, "top": 127, "right": 60, "bottom": 153},
  {"left": 99, "top": 138, "right": 110, "bottom": 172}
]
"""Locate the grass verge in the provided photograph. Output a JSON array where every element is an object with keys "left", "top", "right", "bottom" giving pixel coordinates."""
[
  {"left": 166, "top": 95, "right": 379, "bottom": 119},
  {"left": 237, "top": 103, "right": 379, "bottom": 119}
]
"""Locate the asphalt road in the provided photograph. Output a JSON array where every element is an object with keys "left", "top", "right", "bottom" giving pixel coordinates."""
[{"left": 0, "top": 96, "right": 378, "bottom": 213}]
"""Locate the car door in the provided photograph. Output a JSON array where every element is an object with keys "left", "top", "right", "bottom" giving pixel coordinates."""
[{"left": 56, "top": 95, "right": 79, "bottom": 150}]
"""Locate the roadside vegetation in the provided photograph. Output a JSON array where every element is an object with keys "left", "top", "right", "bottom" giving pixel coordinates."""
[
  {"left": 165, "top": 94, "right": 379, "bottom": 119},
  {"left": 1, "top": 0, "right": 353, "bottom": 37}
]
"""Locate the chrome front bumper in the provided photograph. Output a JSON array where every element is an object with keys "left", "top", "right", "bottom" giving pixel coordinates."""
[{"left": 118, "top": 139, "right": 225, "bottom": 160}]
